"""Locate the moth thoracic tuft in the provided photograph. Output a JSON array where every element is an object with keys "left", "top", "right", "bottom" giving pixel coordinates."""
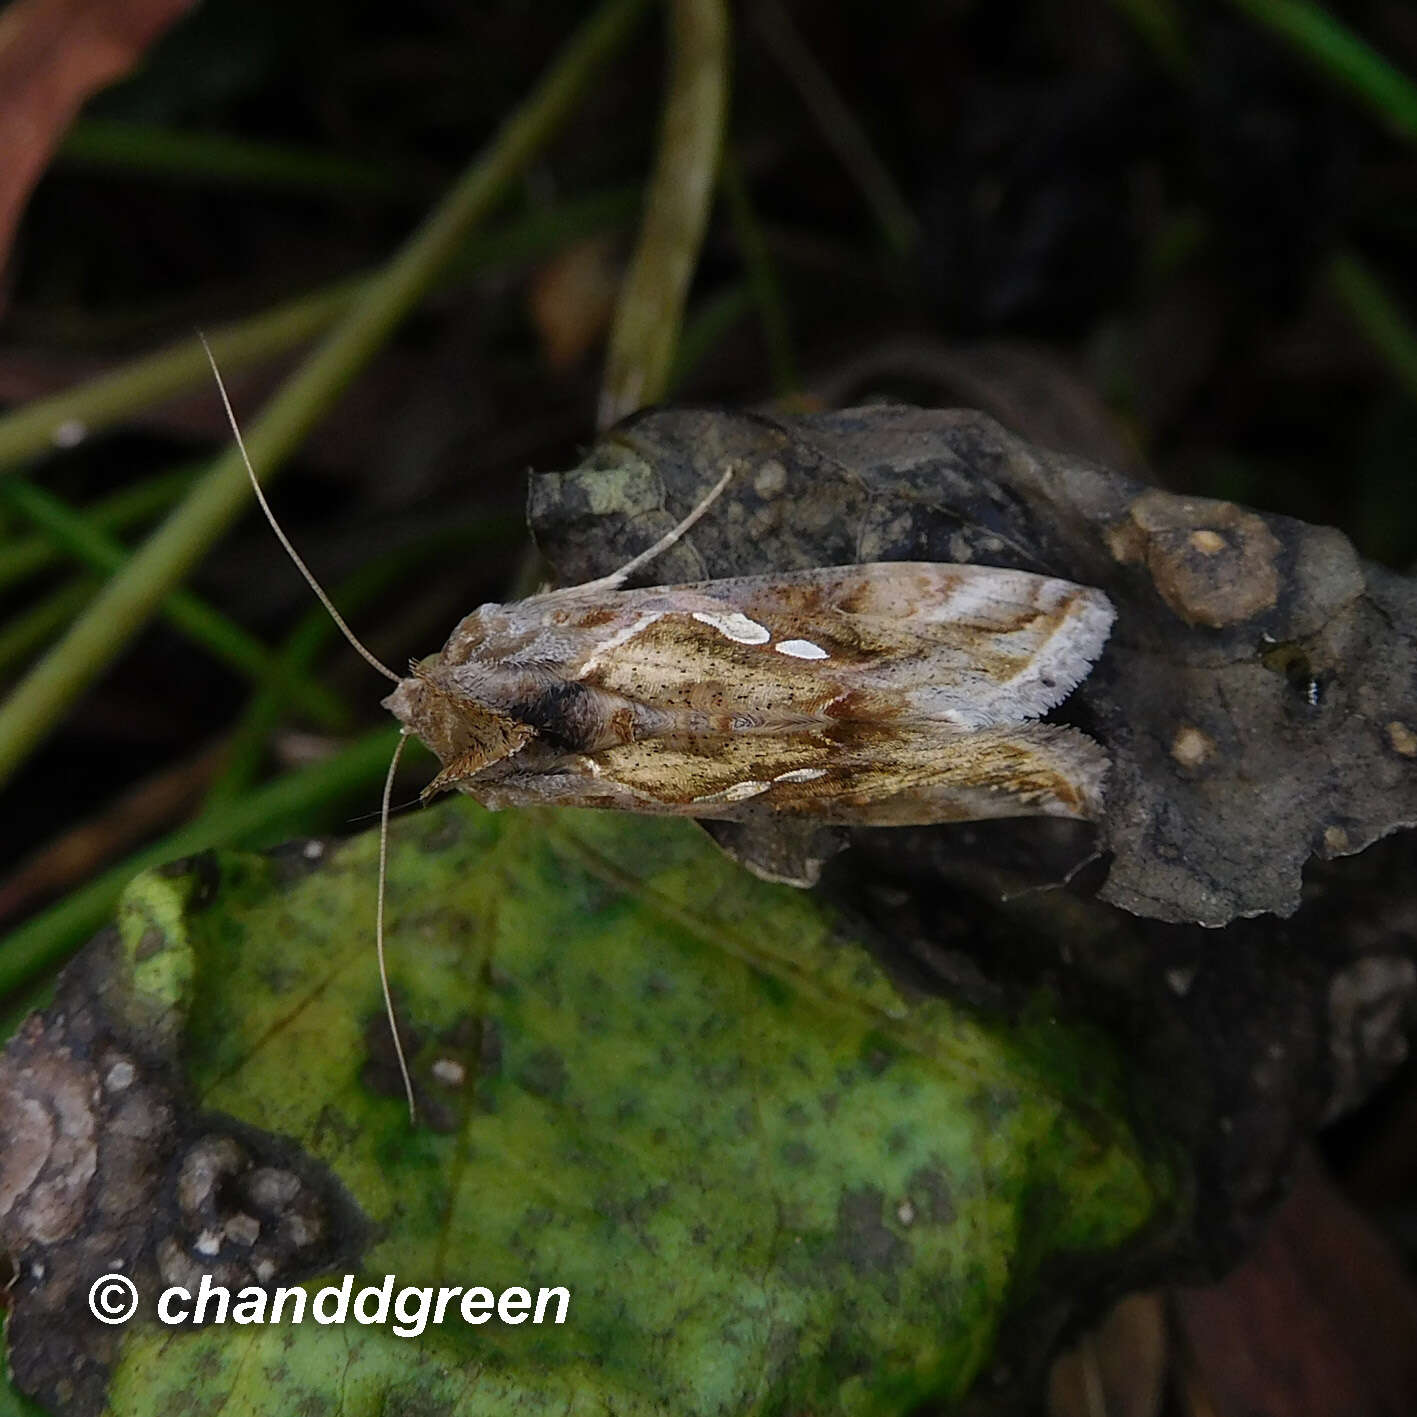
[{"left": 381, "top": 556, "right": 1116, "bottom": 879}]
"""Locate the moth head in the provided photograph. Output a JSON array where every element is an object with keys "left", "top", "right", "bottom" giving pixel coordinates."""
[{"left": 381, "top": 659, "right": 535, "bottom": 799}]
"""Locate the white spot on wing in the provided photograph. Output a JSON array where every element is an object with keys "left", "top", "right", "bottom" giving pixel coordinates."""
[
  {"left": 774, "top": 767, "right": 827, "bottom": 783},
  {"left": 693, "top": 779, "right": 770, "bottom": 804},
  {"left": 775, "top": 638, "right": 829, "bottom": 660},
  {"left": 691, "top": 610, "right": 770, "bottom": 645},
  {"left": 578, "top": 610, "right": 663, "bottom": 675},
  {"left": 725, "top": 780, "right": 769, "bottom": 800}
]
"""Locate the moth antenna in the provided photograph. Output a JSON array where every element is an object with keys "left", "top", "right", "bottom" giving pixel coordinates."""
[
  {"left": 199, "top": 332, "right": 401, "bottom": 685},
  {"left": 378, "top": 730, "right": 417, "bottom": 1124},
  {"left": 568, "top": 466, "right": 735, "bottom": 595}
]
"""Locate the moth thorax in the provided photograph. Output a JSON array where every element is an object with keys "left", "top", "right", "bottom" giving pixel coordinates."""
[{"left": 435, "top": 600, "right": 532, "bottom": 669}]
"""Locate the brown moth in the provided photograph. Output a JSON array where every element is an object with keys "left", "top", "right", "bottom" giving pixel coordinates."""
[
  {"left": 383, "top": 557, "right": 1115, "bottom": 846},
  {"left": 205, "top": 340, "right": 1113, "bottom": 1113}
]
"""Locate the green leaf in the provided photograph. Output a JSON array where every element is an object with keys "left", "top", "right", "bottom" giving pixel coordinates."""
[{"left": 13, "top": 804, "right": 1175, "bottom": 1415}]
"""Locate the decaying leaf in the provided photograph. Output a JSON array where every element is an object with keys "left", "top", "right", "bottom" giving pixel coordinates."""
[
  {"left": 1174, "top": 1150, "right": 1417, "bottom": 1416},
  {"left": 1, "top": 804, "right": 1173, "bottom": 1416},
  {"left": 0, "top": 0, "right": 197, "bottom": 283},
  {"left": 530, "top": 405, "right": 1417, "bottom": 926}
]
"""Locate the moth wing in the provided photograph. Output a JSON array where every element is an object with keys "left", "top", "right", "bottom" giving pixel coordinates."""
[
  {"left": 550, "top": 562, "right": 1113, "bottom": 729},
  {"left": 475, "top": 721, "right": 1108, "bottom": 824},
  {"left": 690, "top": 563, "right": 1115, "bottom": 726}
]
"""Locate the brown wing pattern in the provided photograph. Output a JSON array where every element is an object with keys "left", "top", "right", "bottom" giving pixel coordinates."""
[
  {"left": 472, "top": 720, "right": 1108, "bottom": 823},
  {"left": 553, "top": 562, "right": 1113, "bottom": 730}
]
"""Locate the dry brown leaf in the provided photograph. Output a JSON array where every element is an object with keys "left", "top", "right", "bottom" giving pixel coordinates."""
[
  {"left": 1174, "top": 1150, "right": 1417, "bottom": 1417},
  {"left": 0, "top": 0, "right": 196, "bottom": 285},
  {"left": 528, "top": 234, "right": 622, "bottom": 371}
]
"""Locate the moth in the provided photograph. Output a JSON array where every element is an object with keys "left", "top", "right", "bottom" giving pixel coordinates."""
[
  {"left": 206, "top": 341, "right": 1113, "bottom": 1113},
  {"left": 383, "top": 538, "right": 1116, "bottom": 867}
]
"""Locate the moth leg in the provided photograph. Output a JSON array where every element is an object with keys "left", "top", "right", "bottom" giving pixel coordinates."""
[
  {"left": 699, "top": 819, "right": 848, "bottom": 888},
  {"left": 419, "top": 752, "right": 493, "bottom": 802}
]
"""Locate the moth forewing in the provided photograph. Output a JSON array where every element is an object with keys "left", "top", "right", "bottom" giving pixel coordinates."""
[
  {"left": 544, "top": 563, "right": 1115, "bottom": 730},
  {"left": 464, "top": 722, "right": 1110, "bottom": 823}
]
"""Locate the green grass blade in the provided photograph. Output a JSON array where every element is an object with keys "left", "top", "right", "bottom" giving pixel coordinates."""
[
  {"left": 600, "top": 0, "right": 731, "bottom": 425},
  {"left": 0, "top": 579, "right": 98, "bottom": 678},
  {"left": 669, "top": 283, "right": 753, "bottom": 391},
  {"left": 59, "top": 117, "right": 417, "bottom": 199},
  {"left": 1328, "top": 249, "right": 1417, "bottom": 400},
  {"left": 0, "top": 285, "right": 358, "bottom": 475},
  {"left": 0, "top": 468, "right": 196, "bottom": 592},
  {"left": 1227, "top": 0, "right": 1417, "bottom": 141},
  {"left": 721, "top": 153, "right": 800, "bottom": 397},
  {"left": 0, "top": 478, "right": 349, "bottom": 729},
  {"left": 0, "top": 187, "right": 639, "bottom": 478}
]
